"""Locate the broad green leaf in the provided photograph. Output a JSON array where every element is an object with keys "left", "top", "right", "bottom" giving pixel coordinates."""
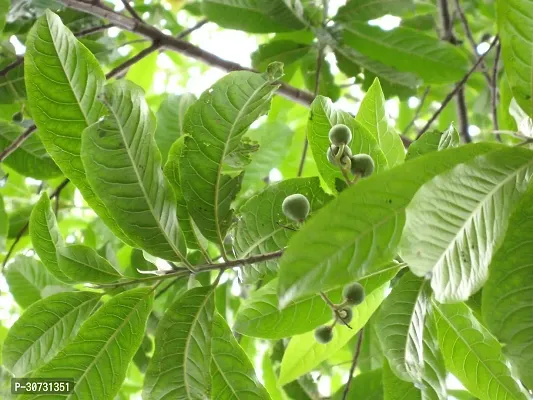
[
  {"left": 332, "top": 368, "right": 383, "bottom": 400},
  {"left": 8, "top": 204, "right": 32, "bottom": 238},
  {"left": 359, "top": 316, "right": 384, "bottom": 373},
  {"left": 164, "top": 136, "right": 207, "bottom": 252},
  {"left": 405, "top": 125, "right": 460, "bottom": 161},
  {"left": 277, "top": 143, "right": 498, "bottom": 306},
  {"left": 0, "top": 0, "right": 10, "bottom": 32},
  {"left": 81, "top": 80, "right": 187, "bottom": 263},
  {"left": 3, "top": 291, "right": 101, "bottom": 376},
  {"left": 421, "top": 310, "right": 448, "bottom": 400},
  {"left": 25, "top": 10, "right": 133, "bottom": 246},
  {"left": 262, "top": 350, "right": 286, "bottom": 400},
  {"left": 26, "top": 287, "right": 153, "bottom": 400},
  {"left": 0, "top": 53, "right": 25, "bottom": 104},
  {"left": 401, "top": 147, "right": 533, "bottom": 303},
  {"left": 56, "top": 245, "right": 123, "bottom": 284},
  {"left": 210, "top": 313, "right": 271, "bottom": 399},
  {"left": 234, "top": 265, "right": 398, "bottom": 339},
  {"left": 278, "top": 280, "right": 389, "bottom": 385},
  {"left": 0, "top": 194, "right": 7, "bottom": 252},
  {"left": 201, "top": 0, "right": 307, "bottom": 33},
  {"left": 482, "top": 184, "right": 533, "bottom": 388},
  {"left": 234, "top": 177, "right": 333, "bottom": 283},
  {"left": 376, "top": 271, "right": 429, "bottom": 382},
  {"left": 0, "top": 122, "right": 62, "bottom": 179},
  {"left": 307, "top": 96, "right": 387, "bottom": 192},
  {"left": 5, "top": 256, "right": 65, "bottom": 309},
  {"left": 155, "top": 93, "right": 196, "bottom": 163},
  {"left": 355, "top": 78, "right": 405, "bottom": 167},
  {"left": 432, "top": 301, "right": 528, "bottom": 400},
  {"left": 251, "top": 40, "right": 310, "bottom": 74},
  {"left": 30, "top": 193, "right": 72, "bottom": 283},
  {"left": 241, "top": 121, "right": 294, "bottom": 194},
  {"left": 383, "top": 359, "right": 421, "bottom": 400},
  {"left": 335, "top": 0, "right": 415, "bottom": 22},
  {"left": 179, "top": 66, "right": 281, "bottom": 248},
  {"left": 143, "top": 285, "right": 215, "bottom": 400},
  {"left": 341, "top": 23, "right": 469, "bottom": 84},
  {"left": 497, "top": 0, "right": 533, "bottom": 117}
]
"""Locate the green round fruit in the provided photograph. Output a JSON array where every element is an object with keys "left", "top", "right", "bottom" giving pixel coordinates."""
[
  {"left": 327, "top": 145, "right": 352, "bottom": 166},
  {"left": 337, "top": 307, "right": 353, "bottom": 324},
  {"left": 350, "top": 154, "right": 375, "bottom": 178},
  {"left": 343, "top": 282, "right": 365, "bottom": 306},
  {"left": 11, "top": 112, "right": 23, "bottom": 122},
  {"left": 328, "top": 124, "right": 352, "bottom": 146},
  {"left": 282, "top": 194, "right": 310, "bottom": 222},
  {"left": 314, "top": 325, "right": 333, "bottom": 344}
]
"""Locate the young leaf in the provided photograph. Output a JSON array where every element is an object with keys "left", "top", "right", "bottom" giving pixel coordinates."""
[
  {"left": 0, "top": 122, "right": 62, "bottom": 180},
  {"left": 401, "top": 147, "right": 533, "bottom": 303},
  {"left": 340, "top": 23, "right": 469, "bottom": 84},
  {"left": 432, "top": 300, "right": 528, "bottom": 400},
  {"left": 405, "top": 125, "right": 460, "bottom": 161},
  {"left": 359, "top": 316, "right": 385, "bottom": 373},
  {"left": 332, "top": 368, "right": 383, "bottom": 399},
  {"left": 234, "top": 266, "right": 399, "bottom": 339},
  {"left": 5, "top": 256, "right": 66, "bottom": 309},
  {"left": 277, "top": 143, "right": 497, "bottom": 306},
  {"left": 307, "top": 95, "right": 387, "bottom": 192},
  {"left": 382, "top": 359, "right": 421, "bottom": 400},
  {"left": 234, "top": 177, "right": 333, "bottom": 283},
  {"left": 3, "top": 291, "right": 101, "bottom": 376},
  {"left": 482, "top": 184, "right": 533, "bottom": 388},
  {"left": 29, "top": 193, "right": 72, "bottom": 283},
  {"left": 497, "top": 0, "right": 533, "bottom": 117},
  {"left": 24, "top": 10, "right": 134, "bottom": 246},
  {"left": 155, "top": 93, "right": 196, "bottom": 163},
  {"left": 179, "top": 66, "right": 281, "bottom": 250},
  {"left": 0, "top": 194, "right": 7, "bottom": 252},
  {"left": 26, "top": 287, "right": 153, "bottom": 400},
  {"left": 143, "top": 285, "right": 215, "bottom": 400},
  {"left": 278, "top": 280, "right": 389, "bottom": 385},
  {"left": 210, "top": 313, "right": 270, "bottom": 399},
  {"left": 355, "top": 78, "right": 405, "bottom": 167},
  {"left": 81, "top": 80, "right": 188, "bottom": 263},
  {"left": 56, "top": 245, "right": 123, "bottom": 284},
  {"left": 251, "top": 40, "right": 310, "bottom": 73},
  {"left": 335, "top": 0, "right": 415, "bottom": 22}
]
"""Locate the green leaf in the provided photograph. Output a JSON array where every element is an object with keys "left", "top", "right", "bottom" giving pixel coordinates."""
[
  {"left": 234, "top": 177, "right": 333, "bottom": 283},
  {"left": 3, "top": 291, "right": 101, "bottom": 376},
  {"left": 277, "top": 143, "right": 498, "bottom": 305},
  {"left": 333, "top": 368, "right": 383, "bottom": 399},
  {"left": 8, "top": 204, "right": 32, "bottom": 238},
  {"left": 405, "top": 125, "right": 460, "bottom": 161},
  {"left": 359, "top": 316, "right": 384, "bottom": 373},
  {"left": 262, "top": 350, "right": 286, "bottom": 400},
  {"left": 382, "top": 359, "right": 421, "bottom": 400},
  {"left": 29, "top": 193, "right": 72, "bottom": 283},
  {"left": 27, "top": 287, "right": 153, "bottom": 400},
  {"left": 482, "top": 184, "right": 533, "bottom": 388},
  {"left": 234, "top": 265, "right": 398, "bottom": 339},
  {"left": 0, "top": 0, "right": 10, "bottom": 32},
  {"left": 201, "top": 0, "right": 307, "bottom": 33},
  {"left": 278, "top": 278, "right": 390, "bottom": 385},
  {"left": 81, "top": 80, "right": 187, "bottom": 263},
  {"left": 56, "top": 245, "right": 123, "bottom": 284},
  {"left": 497, "top": 0, "right": 533, "bottom": 117},
  {"left": 301, "top": 50, "right": 340, "bottom": 101},
  {"left": 251, "top": 40, "right": 310, "bottom": 73},
  {"left": 143, "top": 285, "right": 215, "bottom": 399},
  {"left": 0, "top": 194, "right": 7, "bottom": 252},
  {"left": 421, "top": 309, "right": 448, "bottom": 400},
  {"left": 0, "top": 122, "right": 62, "bottom": 179},
  {"left": 241, "top": 121, "right": 294, "bottom": 193},
  {"left": 179, "top": 67, "right": 281, "bottom": 248},
  {"left": 5, "top": 255, "right": 65, "bottom": 309},
  {"left": 355, "top": 78, "right": 405, "bottom": 167},
  {"left": 335, "top": 0, "right": 415, "bottom": 22},
  {"left": 341, "top": 23, "right": 469, "bottom": 84},
  {"left": 0, "top": 54, "right": 25, "bottom": 104},
  {"left": 307, "top": 95, "right": 387, "bottom": 192},
  {"left": 155, "top": 93, "right": 196, "bottom": 163},
  {"left": 210, "top": 313, "right": 271, "bottom": 399},
  {"left": 432, "top": 300, "right": 528, "bottom": 400},
  {"left": 401, "top": 147, "right": 533, "bottom": 303}
]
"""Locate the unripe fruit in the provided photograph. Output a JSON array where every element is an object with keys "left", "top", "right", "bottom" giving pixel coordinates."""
[
  {"left": 327, "top": 145, "right": 352, "bottom": 166},
  {"left": 282, "top": 194, "right": 310, "bottom": 222},
  {"left": 328, "top": 124, "right": 352, "bottom": 146},
  {"left": 337, "top": 307, "right": 353, "bottom": 324},
  {"left": 12, "top": 112, "right": 23, "bottom": 122},
  {"left": 343, "top": 282, "right": 365, "bottom": 306},
  {"left": 350, "top": 154, "right": 375, "bottom": 178},
  {"left": 314, "top": 325, "right": 333, "bottom": 344}
]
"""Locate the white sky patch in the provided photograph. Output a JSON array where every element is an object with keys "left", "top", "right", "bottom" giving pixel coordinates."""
[
  {"left": 369, "top": 15, "right": 401, "bottom": 31},
  {"left": 386, "top": 98, "right": 399, "bottom": 119},
  {"left": 328, "top": 0, "right": 346, "bottom": 17},
  {"left": 108, "top": 27, "right": 121, "bottom": 38},
  {"left": 408, "top": 96, "right": 420, "bottom": 109},
  {"left": 9, "top": 35, "right": 25, "bottom": 55},
  {"left": 468, "top": 125, "right": 481, "bottom": 137},
  {"left": 268, "top": 168, "right": 283, "bottom": 183},
  {"left": 476, "top": 42, "right": 490, "bottom": 55}
]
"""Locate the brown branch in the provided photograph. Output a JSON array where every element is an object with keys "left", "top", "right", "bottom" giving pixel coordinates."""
[
  {"left": 456, "top": 86, "right": 471, "bottom": 142},
  {"left": 120, "top": 0, "right": 142, "bottom": 22},
  {"left": 176, "top": 19, "right": 208, "bottom": 39},
  {"left": 492, "top": 42, "right": 502, "bottom": 137},
  {"left": 106, "top": 41, "right": 161, "bottom": 79},
  {"left": 0, "top": 125, "right": 36, "bottom": 163},
  {"left": 402, "top": 86, "right": 430, "bottom": 136},
  {"left": 417, "top": 33, "right": 500, "bottom": 138},
  {"left": 75, "top": 23, "right": 114, "bottom": 37},
  {"left": 0, "top": 57, "right": 23, "bottom": 77},
  {"left": 341, "top": 328, "right": 364, "bottom": 400}
]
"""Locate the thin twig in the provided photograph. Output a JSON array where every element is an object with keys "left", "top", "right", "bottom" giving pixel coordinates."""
[
  {"left": 416, "top": 37, "right": 499, "bottom": 139},
  {"left": 491, "top": 42, "right": 502, "bottom": 139},
  {"left": 319, "top": 291, "right": 353, "bottom": 329},
  {"left": 154, "top": 277, "right": 182, "bottom": 299},
  {"left": 75, "top": 23, "right": 114, "bottom": 37},
  {"left": 176, "top": 19, "right": 208, "bottom": 39},
  {"left": 0, "top": 126, "right": 36, "bottom": 163},
  {"left": 105, "top": 41, "right": 161, "bottom": 79},
  {"left": 402, "top": 86, "right": 430, "bottom": 136},
  {"left": 120, "top": 0, "right": 142, "bottom": 22},
  {"left": 341, "top": 329, "right": 364, "bottom": 400},
  {"left": 456, "top": 86, "right": 471, "bottom": 142},
  {"left": 0, "top": 57, "right": 23, "bottom": 77}
]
